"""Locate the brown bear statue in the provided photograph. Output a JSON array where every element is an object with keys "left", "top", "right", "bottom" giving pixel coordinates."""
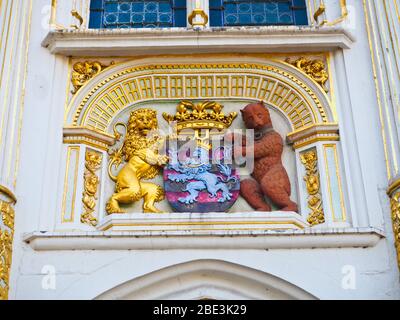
[{"left": 237, "top": 101, "right": 298, "bottom": 212}]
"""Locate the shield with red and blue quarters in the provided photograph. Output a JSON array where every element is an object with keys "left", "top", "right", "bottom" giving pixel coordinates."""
[{"left": 163, "top": 144, "right": 240, "bottom": 213}]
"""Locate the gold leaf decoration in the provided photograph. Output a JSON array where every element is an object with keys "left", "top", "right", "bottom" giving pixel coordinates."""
[
  {"left": 286, "top": 57, "right": 329, "bottom": 93},
  {"left": 81, "top": 151, "right": 103, "bottom": 227},
  {"left": 0, "top": 196, "right": 15, "bottom": 300},
  {"left": 300, "top": 150, "right": 325, "bottom": 226},
  {"left": 71, "top": 61, "right": 114, "bottom": 94},
  {"left": 390, "top": 192, "right": 400, "bottom": 268}
]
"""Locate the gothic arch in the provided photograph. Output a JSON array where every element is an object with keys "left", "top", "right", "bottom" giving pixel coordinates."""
[
  {"left": 95, "top": 259, "right": 317, "bottom": 300},
  {"left": 64, "top": 56, "right": 336, "bottom": 135}
]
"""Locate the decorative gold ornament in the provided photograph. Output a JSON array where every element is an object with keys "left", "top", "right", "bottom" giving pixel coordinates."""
[
  {"left": 388, "top": 181, "right": 400, "bottom": 270},
  {"left": 70, "top": 10, "right": 84, "bottom": 29},
  {"left": 300, "top": 150, "right": 325, "bottom": 226},
  {"left": 106, "top": 109, "right": 168, "bottom": 214},
  {"left": 71, "top": 61, "right": 114, "bottom": 94},
  {"left": 188, "top": 0, "right": 208, "bottom": 28},
  {"left": 163, "top": 100, "right": 238, "bottom": 132},
  {"left": 390, "top": 192, "right": 400, "bottom": 268},
  {"left": 313, "top": 4, "right": 326, "bottom": 25},
  {"left": 72, "top": 62, "right": 330, "bottom": 131},
  {"left": 188, "top": 9, "right": 208, "bottom": 28},
  {"left": 81, "top": 150, "right": 103, "bottom": 226},
  {"left": 286, "top": 57, "right": 329, "bottom": 93},
  {"left": 314, "top": 0, "right": 348, "bottom": 26},
  {"left": 0, "top": 187, "right": 16, "bottom": 300}
]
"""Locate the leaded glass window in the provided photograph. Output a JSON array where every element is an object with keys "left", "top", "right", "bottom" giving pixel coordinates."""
[
  {"left": 210, "top": 0, "right": 308, "bottom": 27},
  {"left": 89, "top": 0, "right": 187, "bottom": 29}
]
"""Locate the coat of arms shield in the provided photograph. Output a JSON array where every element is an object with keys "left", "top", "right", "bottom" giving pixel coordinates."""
[{"left": 163, "top": 101, "right": 240, "bottom": 213}]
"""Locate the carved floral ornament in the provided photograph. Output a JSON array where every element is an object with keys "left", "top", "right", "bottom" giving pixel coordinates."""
[
  {"left": 71, "top": 60, "right": 114, "bottom": 94},
  {"left": 81, "top": 150, "right": 103, "bottom": 227},
  {"left": 390, "top": 193, "right": 400, "bottom": 268},
  {"left": 286, "top": 57, "right": 329, "bottom": 93},
  {"left": 388, "top": 181, "right": 400, "bottom": 269},
  {"left": 0, "top": 186, "right": 16, "bottom": 300},
  {"left": 300, "top": 150, "right": 325, "bottom": 226}
]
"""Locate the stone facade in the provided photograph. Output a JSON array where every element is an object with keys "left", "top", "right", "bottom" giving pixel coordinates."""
[{"left": 0, "top": 0, "right": 400, "bottom": 299}]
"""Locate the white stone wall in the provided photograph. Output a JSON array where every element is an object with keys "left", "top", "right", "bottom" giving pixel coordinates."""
[{"left": 3, "top": 0, "right": 400, "bottom": 299}]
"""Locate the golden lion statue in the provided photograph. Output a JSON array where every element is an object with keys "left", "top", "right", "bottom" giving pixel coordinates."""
[{"left": 106, "top": 109, "right": 168, "bottom": 214}]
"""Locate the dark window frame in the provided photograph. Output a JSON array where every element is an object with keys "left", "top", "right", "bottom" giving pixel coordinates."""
[
  {"left": 209, "top": 0, "right": 308, "bottom": 27},
  {"left": 89, "top": 0, "right": 187, "bottom": 29}
]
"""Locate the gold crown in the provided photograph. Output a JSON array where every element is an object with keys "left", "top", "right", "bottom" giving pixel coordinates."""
[{"left": 163, "top": 101, "right": 238, "bottom": 132}]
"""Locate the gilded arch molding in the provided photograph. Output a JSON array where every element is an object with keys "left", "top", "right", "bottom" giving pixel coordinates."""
[{"left": 64, "top": 57, "right": 336, "bottom": 135}]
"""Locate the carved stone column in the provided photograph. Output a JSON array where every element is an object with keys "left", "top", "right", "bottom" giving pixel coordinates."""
[
  {"left": 58, "top": 128, "right": 114, "bottom": 230},
  {"left": 287, "top": 124, "right": 348, "bottom": 228},
  {"left": 388, "top": 180, "right": 400, "bottom": 268},
  {"left": 0, "top": 0, "right": 32, "bottom": 299},
  {"left": 0, "top": 187, "right": 16, "bottom": 300},
  {"left": 364, "top": 0, "right": 400, "bottom": 271}
]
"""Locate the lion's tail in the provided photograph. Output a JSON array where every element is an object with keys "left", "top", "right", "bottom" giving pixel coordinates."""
[{"left": 108, "top": 160, "right": 118, "bottom": 182}]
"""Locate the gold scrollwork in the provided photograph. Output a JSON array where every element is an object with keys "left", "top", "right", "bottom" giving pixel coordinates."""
[
  {"left": 286, "top": 57, "right": 329, "bottom": 93},
  {"left": 81, "top": 151, "right": 103, "bottom": 227},
  {"left": 0, "top": 189, "right": 16, "bottom": 300},
  {"left": 389, "top": 190, "right": 400, "bottom": 269},
  {"left": 106, "top": 109, "right": 168, "bottom": 214},
  {"left": 300, "top": 150, "right": 325, "bottom": 226},
  {"left": 71, "top": 61, "right": 114, "bottom": 94},
  {"left": 70, "top": 10, "right": 84, "bottom": 29},
  {"left": 313, "top": 0, "right": 348, "bottom": 26},
  {"left": 313, "top": 4, "right": 326, "bottom": 25}
]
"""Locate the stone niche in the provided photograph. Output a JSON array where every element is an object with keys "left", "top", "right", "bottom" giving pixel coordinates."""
[
  {"left": 58, "top": 57, "right": 347, "bottom": 234},
  {"left": 102, "top": 99, "right": 298, "bottom": 215}
]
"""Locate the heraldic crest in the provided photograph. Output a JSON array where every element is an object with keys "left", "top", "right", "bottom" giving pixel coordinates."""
[
  {"left": 163, "top": 101, "right": 240, "bottom": 213},
  {"left": 106, "top": 108, "right": 168, "bottom": 214}
]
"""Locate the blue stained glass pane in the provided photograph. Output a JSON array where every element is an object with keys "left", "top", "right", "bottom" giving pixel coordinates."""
[
  {"left": 132, "top": 3, "right": 144, "bottom": 11},
  {"left": 238, "top": 14, "right": 251, "bottom": 24},
  {"left": 120, "top": 3, "right": 131, "bottom": 11},
  {"left": 146, "top": 2, "right": 157, "bottom": 12},
  {"left": 210, "top": 10, "right": 223, "bottom": 27},
  {"left": 132, "top": 14, "right": 143, "bottom": 22},
  {"left": 159, "top": 3, "right": 170, "bottom": 12},
  {"left": 89, "top": 0, "right": 187, "bottom": 29},
  {"left": 225, "top": 3, "right": 237, "bottom": 13},
  {"left": 225, "top": 14, "right": 237, "bottom": 24},
  {"left": 173, "top": 8, "right": 186, "bottom": 27},
  {"left": 105, "top": 3, "right": 118, "bottom": 11},
  {"left": 238, "top": 3, "right": 251, "bottom": 12},
  {"left": 91, "top": 0, "right": 103, "bottom": 10},
  {"left": 145, "top": 13, "right": 157, "bottom": 22},
  {"left": 210, "top": 0, "right": 308, "bottom": 27},
  {"left": 210, "top": 0, "right": 222, "bottom": 6},
  {"left": 252, "top": 3, "right": 263, "bottom": 13},
  {"left": 174, "top": 0, "right": 186, "bottom": 7}
]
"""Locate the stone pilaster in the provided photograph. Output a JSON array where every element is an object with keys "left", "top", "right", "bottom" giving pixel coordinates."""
[
  {"left": 364, "top": 0, "right": 400, "bottom": 270},
  {"left": 0, "top": 0, "right": 32, "bottom": 299}
]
